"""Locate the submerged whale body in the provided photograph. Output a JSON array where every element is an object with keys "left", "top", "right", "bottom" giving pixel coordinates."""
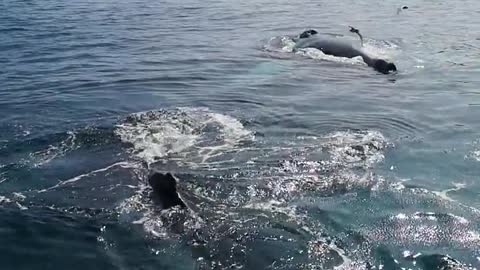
[
  {"left": 294, "top": 29, "right": 397, "bottom": 74},
  {"left": 148, "top": 172, "right": 186, "bottom": 209}
]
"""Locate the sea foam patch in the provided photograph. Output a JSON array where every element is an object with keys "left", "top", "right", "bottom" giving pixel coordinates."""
[{"left": 115, "top": 108, "right": 254, "bottom": 165}]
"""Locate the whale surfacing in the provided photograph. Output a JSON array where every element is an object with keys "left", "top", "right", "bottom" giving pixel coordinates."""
[
  {"left": 294, "top": 30, "right": 397, "bottom": 74},
  {"left": 148, "top": 172, "right": 186, "bottom": 210}
]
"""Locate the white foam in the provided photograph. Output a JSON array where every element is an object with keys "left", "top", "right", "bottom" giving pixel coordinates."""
[
  {"left": 0, "top": 196, "right": 11, "bottom": 204},
  {"left": 207, "top": 112, "right": 252, "bottom": 144},
  {"left": 13, "top": 192, "right": 26, "bottom": 200},
  {"left": 321, "top": 130, "right": 388, "bottom": 168},
  {"left": 38, "top": 161, "right": 140, "bottom": 193},
  {"left": 432, "top": 182, "right": 466, "bottom": 202},
  {"left": 466, "top": 150, "right": 480, "bottom": 162},
  {"left": 465, "top": 139, "right": 480, "bottom": 162},
  {"left": 115, "top": 108, "right": 253, "bottom": 165},
  {"left": 402, "top": 250, "right": 412, "bottom": 258},
  {"left": 297, "top": 48, "right": 365, "bottom": 65},
  {"left": 243, "top": 199, "right": 299, "bottom": 220},
  {"left": 29, "top": 131, "right": 79, "bottom": 167},
  {"left": 0, "top": 195, "right": 28, "bottom": 210},
  {"left": 115, "top": 112, "right": 200, "bottom": 164}
]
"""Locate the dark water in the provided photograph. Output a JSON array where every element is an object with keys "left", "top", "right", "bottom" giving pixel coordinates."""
[{"left": 1, "top": 0, "right": 480, "bottom": 269}]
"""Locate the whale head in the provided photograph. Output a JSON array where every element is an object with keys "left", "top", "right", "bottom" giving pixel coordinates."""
[
  {"left": 298, "top": 29, "right": 318, "bottom": 39},
  {"left": 372, "top": 59, "right": 397, "bottom": 74}
]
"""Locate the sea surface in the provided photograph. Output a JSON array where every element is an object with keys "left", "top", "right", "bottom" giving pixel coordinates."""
[{"left": 1, "top": 0, "right": 480, "bottom": 269}]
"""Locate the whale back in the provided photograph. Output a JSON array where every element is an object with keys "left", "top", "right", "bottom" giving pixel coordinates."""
[
  {"left": 294, "top": 35, "right": 397, "bottom": 74},
  {"left": 294, "top": 36, "right": 362, "bottom": 59}
]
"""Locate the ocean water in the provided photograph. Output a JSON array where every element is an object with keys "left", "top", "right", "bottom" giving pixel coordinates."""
[{"left": 1, "top": 0, "right": 480, "bottom": 269}]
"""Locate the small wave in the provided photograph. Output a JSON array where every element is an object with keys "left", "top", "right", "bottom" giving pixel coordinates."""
[
  {"left": 3, "top": 126, "right": 118, "bottom": 168},
  {"left": 115, "top": 107, "right": 254, "bottom": 165},
  {"left": 404, "top": 253, "right": 474, "bottom": 270},
  {"left": 29, "top": 131, "right": 79, "bottom": 167}
]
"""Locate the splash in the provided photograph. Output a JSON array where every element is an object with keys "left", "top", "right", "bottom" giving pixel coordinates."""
[
  {"left": 321, "top": 130, "right": 389, "bottom": 168},
  {"left": 468, "top": 150, "right": 480, "bottom": 161},
  {"left": 115, "top": 108, "right": 254, "bottom": 165}
]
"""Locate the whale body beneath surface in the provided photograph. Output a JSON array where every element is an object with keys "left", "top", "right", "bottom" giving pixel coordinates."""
[{"left": 293, "top": 30, "right": 397, "bottom": 74}]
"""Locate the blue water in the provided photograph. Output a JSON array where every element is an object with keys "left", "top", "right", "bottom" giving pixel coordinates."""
[{"left": 1, "top": 0, "right": 480, "bottom": 269}]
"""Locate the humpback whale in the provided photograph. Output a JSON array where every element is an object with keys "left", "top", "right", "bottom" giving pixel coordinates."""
[
  {"left": 294, "top": 30, "right": 397, "bottom": 74},
  {"left": 148, "top": 172, "right": 187, "bottom": 209}
]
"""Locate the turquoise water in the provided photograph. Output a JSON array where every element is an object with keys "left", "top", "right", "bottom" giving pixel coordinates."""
[{"left": 1, "top": 0, "right": 480, "bottom": 269}]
